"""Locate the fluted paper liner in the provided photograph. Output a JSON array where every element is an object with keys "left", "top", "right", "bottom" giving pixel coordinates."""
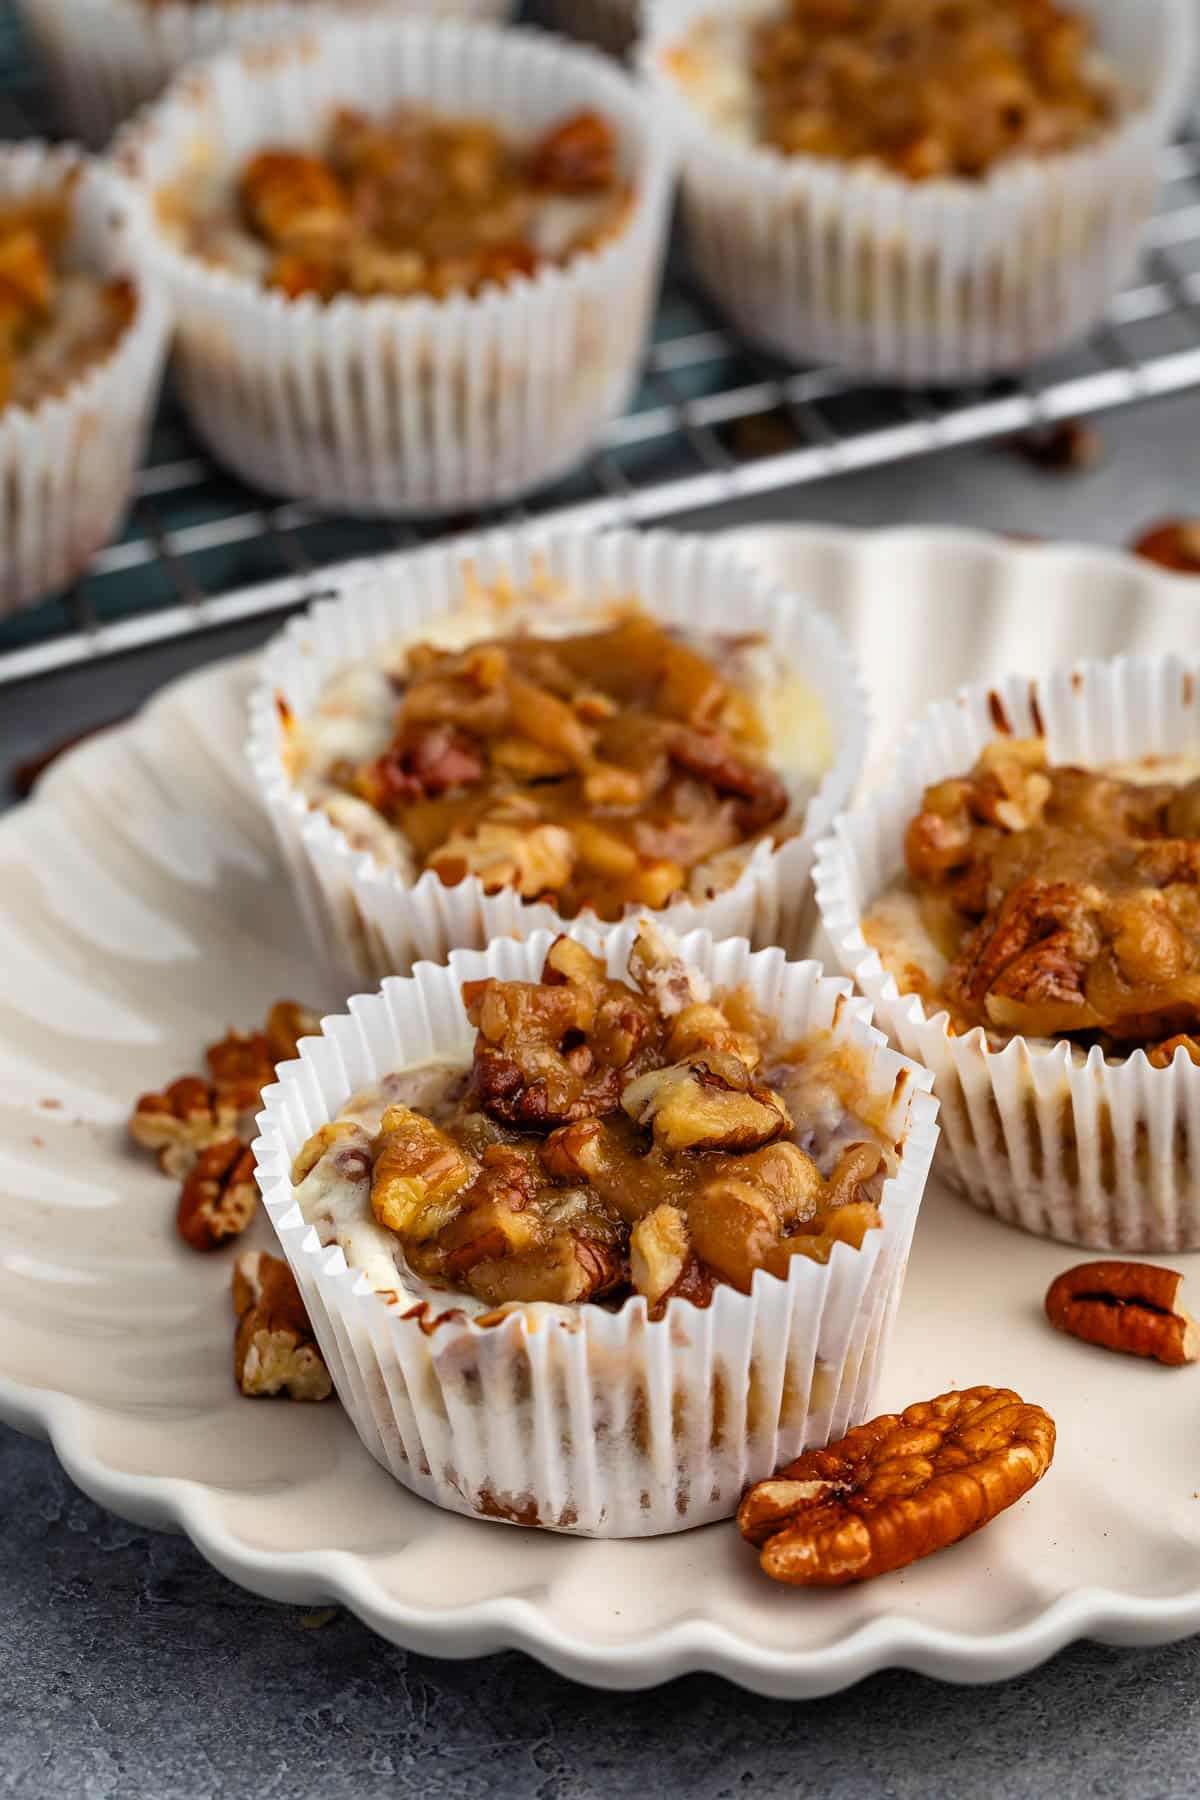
[
  {"left": 816, "top": 652, "right": 1200, "bottom": 1252},
  {"left": 246, "top": 524, "right": 868, "bottom": 984},
  {"left": 17, "top": 0, "right": 511, "bottom": 149},
  {"left": 640, "top": 0, "right": 1193, "bottom": 383},
  {"left": 114, "top": 21, "right": 673, "bottom": 514},
  {"left": 254, "top": 921, "right": 938, "bottom": 1536},
  {"left": 0, "top": 145, "right": 169, "bottom": 621}
]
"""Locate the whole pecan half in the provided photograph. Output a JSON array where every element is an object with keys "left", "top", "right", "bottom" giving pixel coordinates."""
[
  {"left": 1045, "top": 1260, "right": 1199, "bottom": 1366},
  {"left": 737, "top": 1386, "right": 1056, "bottom": 1585},
  {"left": 177, "top": 1140, "right": 258, "bottom": 1252}
]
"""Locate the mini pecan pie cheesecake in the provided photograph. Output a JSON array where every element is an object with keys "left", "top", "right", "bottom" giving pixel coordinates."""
[
  {"left": 293, "top": 928, "right": 895, "bottom": 1315},
  {"left": 255, "top": 921, "right": 937, "bottom": 1534},
  {"left": 816, "top": 654, "right": 1200, "bottom": 1253},
  {"left": 116, "top": 21, "right": 672, "bottom": 512},
  {"left": 641, "top": 0, "right": 1189, "bottom": 380},
  {"left": 0, "top": 147, "right": 168, "bottom": 618},
  {"left": 864, "top": 737, "right": 1200, "bottom": 1058},
  {"left": 171, "top": 104, "right": 631, "bottom": 304},
  {"left": 17, "top": 0, "right": 508, "bottom": 149},
  {"left": 250, "top": 526, "right": 865, "bottom": 980}
]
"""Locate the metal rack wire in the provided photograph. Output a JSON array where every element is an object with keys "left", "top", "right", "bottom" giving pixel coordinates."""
[{"left": 3, "top": 6, "right": 1200, "bottom": 685}]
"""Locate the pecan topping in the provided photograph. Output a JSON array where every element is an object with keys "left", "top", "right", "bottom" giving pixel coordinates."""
[
  {"left": 177, "top": 1140, "right": 258, "bottom": 1252},
  {"left": 324, "top": 926, "right": 891, "bottom": 1312},
  {"left": 881, "top": 735, "right": 1200, "bottom": 1047},
  {"left": 371, "top": 1105, "right": 474, "bottom": 1240},
  {"left": 466, "top": 937, "right": 660, "bottom": 1128},
  {"left": 233, "top": 1251, "right": 333, "bottom": 1402},
  {"left": 738, "top": 1387, "right": 1056, "bottom": 1585},
  {"left": 1045, "top": 1261, "right": 1200, "bottom": 1365},
  {"left": 316, "top": 607, "right": 787, "bottom": 922}
]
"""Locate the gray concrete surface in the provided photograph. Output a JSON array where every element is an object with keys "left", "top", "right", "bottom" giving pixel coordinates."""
[{"left": 4, "top": 388, "right": 1200, "bottom": 1799}]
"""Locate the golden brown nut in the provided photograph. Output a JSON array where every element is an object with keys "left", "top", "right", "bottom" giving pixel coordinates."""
[
  {"left": 129, "top": 1075, "right": 240, "bottom": 1177},
  {"left": 738, "top": 1386, "right": 1056, "bottom": 1585},
  {"left": 629, "top": 1203, "right": 690, "bottom": 1309},
  {"left": 232, "top": 1251, "right": 333, "bottom": 1401},
  {"left": 240, "top": 149, "right": 351, "bottom": 247},
  {"left": 263, "top": 1000, "right": 322, "bottom": 1067},
  {"left": 370, "top": 1104, "right": 474, "bottom": 1240},
  {"left": 291, "top": 1119, "right": 371, "bottom": 1186},
  {"left": 177, "top": 1139, "right": 258, "bottom": 1252},
  {"left": 1045, "top": 1261, "right": 1200, "bottom": 1366},
  {"left": 204, "top": 1028, "right": 276, "bottom": 1112},
  {"left": 620, "top": 1053, "right": 791, "bottom": 1153}
]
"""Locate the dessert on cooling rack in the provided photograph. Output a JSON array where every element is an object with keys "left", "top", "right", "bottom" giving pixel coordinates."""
[{"left": 667, "top": 0, "right": 1120, "bottom": 178}]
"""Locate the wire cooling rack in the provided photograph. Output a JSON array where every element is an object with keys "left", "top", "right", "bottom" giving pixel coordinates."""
[{"left": 3, "top": 7, "right": 1200, "bottom": 685}]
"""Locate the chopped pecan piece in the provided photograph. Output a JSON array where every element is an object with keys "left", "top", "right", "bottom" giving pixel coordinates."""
[
  {"left": 1147, "top": 1033, "right": 1200, "bottom": 1068},
  {"left": 205, "top": 1028, "right": 275, "bottom": 1112},
  {"left": 621, "top": 1052, "right": 791, "bottom": 1153},
  {"left": 668, "top": 727, "right": 789, "bottom": 834},
  {"left": 130, "top": 1076, "right": 240, "bottom": 1177},
  {"left": 428, "top": 821, "right": 575, "bottom": 900},
  {"left": 177, "top": 1139, "right": 258, "bottom": 1252},
  {"left": 629, "top": 1203, "right": 691, "bottom": 1310},
  {"left": 264, "top": 1000, "right": 322, "bottom": 1067},
  {"left": 529, "top": 111, "right": 618, "bottom": 192},
  {"left": 1045, "top": 1261, "right": 1200, "bottom": 1365},
  {"left": 371, "top": 1104, "right": 474, "bottom": 1240},
  {"left": 463, "top": 1233, "right": 623, "bottom": 1308},
  {"left": 233, "top": 1251, "right": 333, "bottom": 1401},
  {"left": 1131, "top": 519, "right": 1200, "bottom": 575},
  {"left": 738, "top": 1387, "right": 1056, "bottom": 1585},
  {"left": 291, "top": 1119, "right": 372, "bottom": 1186},
  {"left": 240, "top": 149, "right": 351, "bottom": 247},
  {"left": 466, "top": 941, "right": 659, "bottom": 1128}
]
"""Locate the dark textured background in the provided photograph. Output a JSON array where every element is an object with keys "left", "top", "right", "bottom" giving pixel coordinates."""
[{"left": 6, "top": 394, "right": 1200, "bottom": 1799}]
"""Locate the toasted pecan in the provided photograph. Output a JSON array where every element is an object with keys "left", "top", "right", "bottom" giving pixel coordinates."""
[
  {"left": 1045, "top": 1260, "right": 1199, "bottom": 1365},
  {"left": 738, "top": 1386, "right": 1055, "bottom": 1585},
  {"left": 233, "top": 1251, "right": 333, "bottom": 1401},
  {"left": 177, "top": 1139, "right": 258, "bottom": 1252}
]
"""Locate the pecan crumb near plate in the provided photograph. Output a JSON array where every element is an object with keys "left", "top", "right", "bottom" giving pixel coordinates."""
[
  {"left": 233, "top": 1251, "right": 332, "bottom": 1401},
  {"left": 178, "top": 1139, "right": 258, "bottom": 1251},
  {"left": 129, "top": 999, "right": 322, "bottom": 1248},
  {"left": 737, "top": 1386, "right": 1055, "bottom": 1585},
  {"left": 1131, "top": 519, "right": 1200, "bottom": 574},
  {"left": 1045, "top": 1260, "right": 1199, "bottom": 1365},
  {"left": 1008, "top": 419, "right": 1102, "bottom": 473}
]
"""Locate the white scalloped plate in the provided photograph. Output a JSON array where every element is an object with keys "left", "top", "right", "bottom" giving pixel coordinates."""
[{"left": 5, "top": 525, "right": 1200, "bottom": 1697}]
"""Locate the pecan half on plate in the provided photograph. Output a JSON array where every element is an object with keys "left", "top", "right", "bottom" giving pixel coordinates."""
[
  {"left": 738, "top": 1386, "right": 1056, "bottom": 1585},
  {"left": 1045, "top": 1260, "right": 1199, "bottom": 1365}
]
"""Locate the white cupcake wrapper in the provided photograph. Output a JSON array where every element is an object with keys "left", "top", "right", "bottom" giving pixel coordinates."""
[
  {"left": 640, "top": 0, "right": 1194, "bottom": 383},
  {"left": 246, "top": 523, "right": 868, "bottom": 985},
  {"left": 816, "top": 652, "right": 1200, "bottom": 1253},
  {"left": 0, "top": 145, "right": 169, "bottom": 621},
  {"left": 254, "top": 919, "right": 938, "bottom": 1536},
  {"left": 16, "top": 0, "right": 512, "bottom": 150},
  {"left": 113, "top": 21, "right": 673, "bottom": 515}
]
